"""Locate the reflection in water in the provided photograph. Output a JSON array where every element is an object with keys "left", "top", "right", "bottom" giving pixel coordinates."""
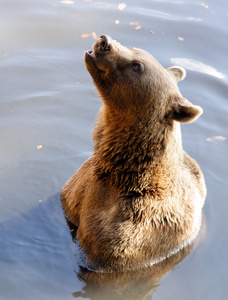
[
  {"left": 67, "top": 220, "right": 193, "bottom": 300},
  {"left": 73, "top": 247, "right": 192, "bottom": 300},
  {"left": 171, "top": 58, "right": 225, "bottom": 79}
]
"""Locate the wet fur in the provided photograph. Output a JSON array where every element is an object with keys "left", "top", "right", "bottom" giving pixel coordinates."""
[{"left": 61, "top": 36, "right": 206, "bottom": 272}]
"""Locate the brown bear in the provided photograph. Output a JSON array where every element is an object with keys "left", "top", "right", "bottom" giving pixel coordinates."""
[{"left": 61, "top": 35, "right": 206, "bottom": 272}]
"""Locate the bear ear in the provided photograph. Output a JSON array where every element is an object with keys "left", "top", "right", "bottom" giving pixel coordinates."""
[
  {"left": 167, "top": 66, "right": 186, "bottom": 82},
  {"left": 170, "top": 97, "right": 203, "bottom": 123}
]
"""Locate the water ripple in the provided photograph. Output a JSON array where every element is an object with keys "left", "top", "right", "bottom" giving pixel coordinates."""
[
  {"left": 137, "top": 7, "right": 201, "bottom": 22},
  {"left": 170, "top": 58, "right": 225, "bottom": 79}
]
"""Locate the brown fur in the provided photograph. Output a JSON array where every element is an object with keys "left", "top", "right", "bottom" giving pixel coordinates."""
[{"left": 61, "top": 35, "right": 206, "bottom": 272}]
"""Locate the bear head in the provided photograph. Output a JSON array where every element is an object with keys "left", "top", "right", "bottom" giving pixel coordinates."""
[{"left": 85, "top": 35, "right": 202, "bottom": 124}]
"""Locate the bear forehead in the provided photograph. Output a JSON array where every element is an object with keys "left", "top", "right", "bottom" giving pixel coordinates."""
[
  {"left": 115, "top": 46, "right": 163, "bottom": 67},
  {"left": 130, "top": 47, "right": 158, "bottom": 61},
  {"left": 116, "top": 47, "right": 170, "bottom": 77}
]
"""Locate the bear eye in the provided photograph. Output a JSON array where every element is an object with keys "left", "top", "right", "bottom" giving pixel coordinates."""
[{"left": 132, "top": 62, "right": 141, "bottom": 72}]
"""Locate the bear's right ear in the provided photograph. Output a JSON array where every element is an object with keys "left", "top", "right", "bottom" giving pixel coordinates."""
[
  {"left": 170, "top": 97, "right": 203, "bottom": 123},
  {"left": 167, "top": 66, "right": 186, "bottom": 82}
]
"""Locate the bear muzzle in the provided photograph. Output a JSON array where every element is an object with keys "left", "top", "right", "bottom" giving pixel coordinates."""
[
  {"left": 86, "top": 35, "right": 112, "bottom": 59},
  {"left": 98, "top": 35, "right": 112, "bottom": 53}
]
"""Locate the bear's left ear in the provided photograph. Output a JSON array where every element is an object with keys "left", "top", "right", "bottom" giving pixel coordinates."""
[
  {"left": 170, "top": 97, "right": 203, "bottom": 123},
  {"left": 167, "top": 66, "right": 186, "bottom": 82}
]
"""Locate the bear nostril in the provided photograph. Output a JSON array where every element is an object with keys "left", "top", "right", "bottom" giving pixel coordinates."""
[
  {"left": 100, "top": 40, "right": 106, "bottom": 51},
  {"left": 99, "top": 35, "right": 111, "bottom": 53}
]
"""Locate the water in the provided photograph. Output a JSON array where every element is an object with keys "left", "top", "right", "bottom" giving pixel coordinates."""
[{"left": 0, "top": 0, "right": 227, "bottom": 299}]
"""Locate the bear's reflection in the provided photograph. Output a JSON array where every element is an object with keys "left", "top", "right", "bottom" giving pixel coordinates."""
[{"left": 67, "top": 220, "right": 193, "bottom": 300}]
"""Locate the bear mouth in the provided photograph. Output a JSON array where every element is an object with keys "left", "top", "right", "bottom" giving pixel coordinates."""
[
  {"left": 85, "top": 49, "right": 97, "bottom": 70},
  {"left": 85, "top": 49, "right": 102, "bottom": 74},
  {"left": 87, "top": 50, "right": 95, "bottom": 58}
]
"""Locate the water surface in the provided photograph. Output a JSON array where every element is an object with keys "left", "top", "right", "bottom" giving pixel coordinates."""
[{"left": 0, "top": 0, "right": 228, "bottom": 299}]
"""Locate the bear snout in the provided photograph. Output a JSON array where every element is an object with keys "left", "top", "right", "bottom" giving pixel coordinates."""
[
  {"left": 85, "top": 35, "right": 115, "bottom": 74},
  {"left": 98, "top": 35, "right": 112, "bottom": 53}
]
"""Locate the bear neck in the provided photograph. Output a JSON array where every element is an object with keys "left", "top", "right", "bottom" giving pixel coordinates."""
[{"left": 92, "top": 105, "right": 183, "bottom": 195}]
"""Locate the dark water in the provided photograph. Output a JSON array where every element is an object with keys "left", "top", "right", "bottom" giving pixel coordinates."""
[{"left": 0, "top": 0, "right": 228, "bottom": 299}]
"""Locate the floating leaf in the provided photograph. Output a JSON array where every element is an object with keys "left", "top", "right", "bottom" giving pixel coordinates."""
[
  {"left": 81, "top": 33, "right": 91, "bottom": 38},
  {"left": 135, "top": 25, "right": 142, "bottom": 30},
  {"left": 2, "top": 53, "right": 9, "bottom": 58},
  {"left": 60, "top": 0, "right": 75, "bottom": 4},
  {"left": 129, "top": 21, "right": 141, "bottom": 30},
  {"left": 36, "top": 145, "right": 43, "bottom": 150},
  {"left": 206, "top": 136, "right": 226, "bottom": 144},
  {"left": 118, "top": 3, "right": 127, "bottom": 10},
  {"left": 201, "top": 2, "right": 209, "bottom": 8},
  {"left": 92, "top": 32, "right": 99, "bottom": 40},
  {"left": 129, "top": 21, "right": 139, "bottom": 26}
]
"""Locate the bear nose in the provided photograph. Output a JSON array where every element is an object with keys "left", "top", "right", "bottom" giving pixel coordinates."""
[{"left": 99, "top": 35, "right": 112, "bottom": 52}]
